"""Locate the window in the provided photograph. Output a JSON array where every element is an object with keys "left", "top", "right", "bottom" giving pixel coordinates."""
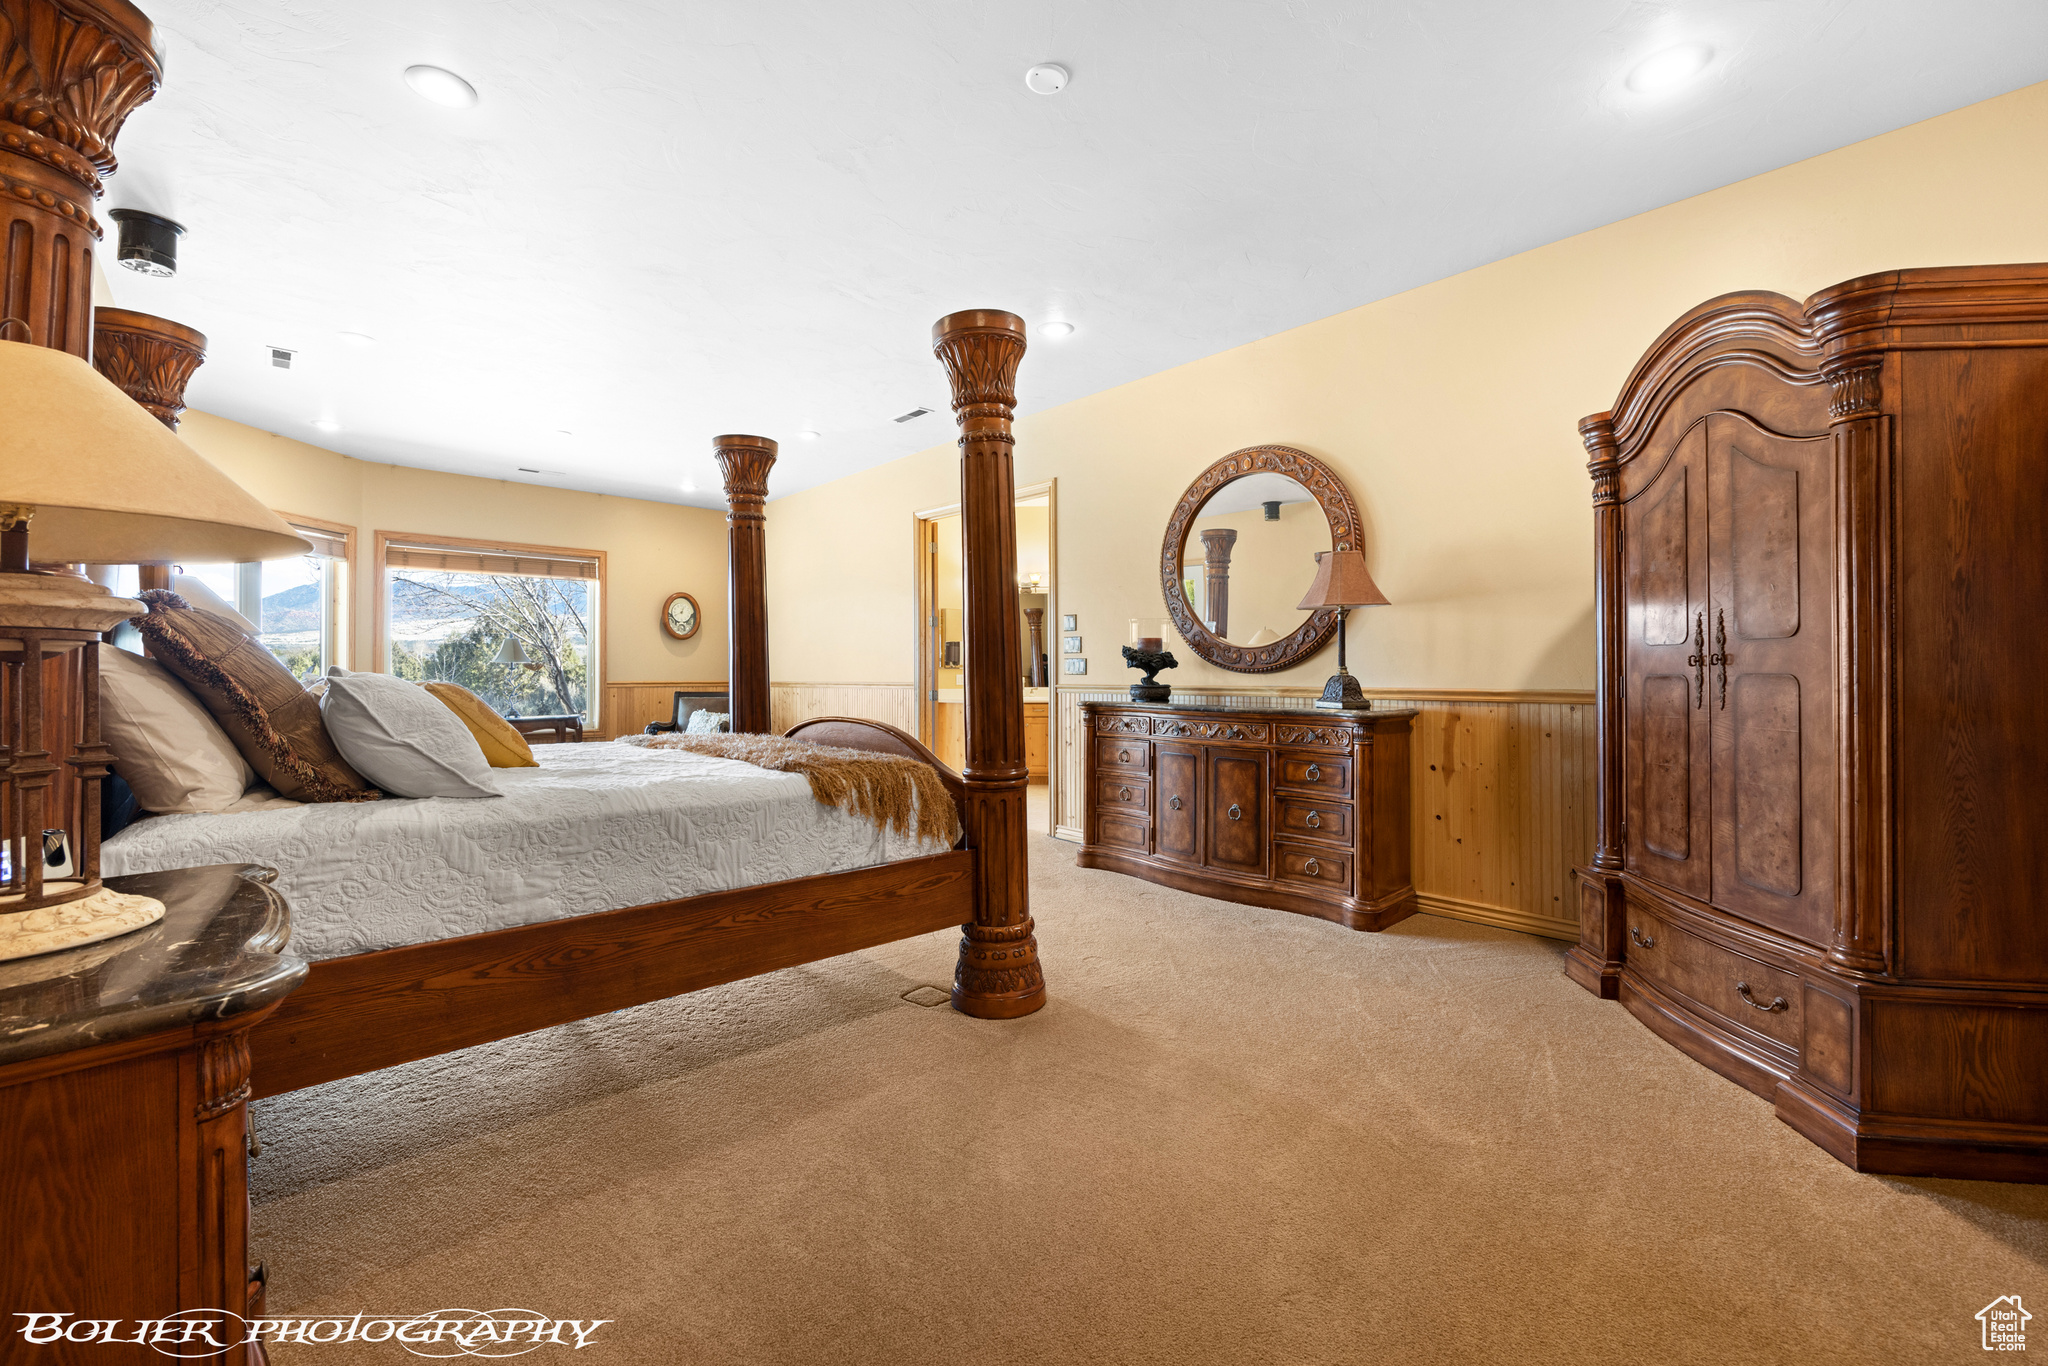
[
  {"left": 175, "top": 516, "right": 353, "bottom": 683},
  {"left": 377, "top": 534, "right": 602, "bottom": 724}
]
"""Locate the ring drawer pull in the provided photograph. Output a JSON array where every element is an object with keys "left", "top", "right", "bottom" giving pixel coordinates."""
[
  {"left": 1736, "top": 981, "right": 1788, "bottom": 1013},
  {"left": 1227, "top": 804, "right": 1242, "bottom": 821},
  {"left": 1118, "top": 749, "right": 1130, "bottom": 763},
  {"left": 1629, "top": 926, "right": 1655, "bottom": 949},
  {"left": 1307, "top": 764, "right": 1321, "bottom": 782},
  {"left": 1304, "top": 857, "right": 1320, "bottom": 876},
  {"left": 1168, "top": 795, "right": 1182, "bottom": 810},
  {"left": 1306, "top": 810, "right": 1322, "bottom": 829},
  {"left": 1119, "top": 786, "right": 1131, "bottom": 801}
]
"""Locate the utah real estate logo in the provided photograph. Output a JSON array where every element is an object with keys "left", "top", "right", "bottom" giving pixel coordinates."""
[{"left": 1978, "top": 1296, "right": 2031, "bottom": 1352}]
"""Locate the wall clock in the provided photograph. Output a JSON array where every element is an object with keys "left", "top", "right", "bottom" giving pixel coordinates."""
[{"left": 661, "top": 591, "right": 701, "bottom": 641}]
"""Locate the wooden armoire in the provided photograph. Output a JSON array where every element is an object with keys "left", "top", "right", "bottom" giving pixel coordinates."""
[{"left": 1568, "top": 266, "right": 2048, "bottom": 1182}]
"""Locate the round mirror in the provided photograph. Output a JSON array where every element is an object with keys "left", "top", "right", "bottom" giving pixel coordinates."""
[{"left": 1160, "top": 445, "right": 1360, "bottom": 672}]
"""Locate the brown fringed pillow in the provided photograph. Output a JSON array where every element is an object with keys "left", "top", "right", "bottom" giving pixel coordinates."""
[{"left": 133, "top": 590, "right": 379, "bottom": 804}]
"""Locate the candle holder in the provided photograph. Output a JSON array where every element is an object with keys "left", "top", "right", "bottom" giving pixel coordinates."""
[{"left": 1123, "top": 618, "right": 1177, "bottom": 702}]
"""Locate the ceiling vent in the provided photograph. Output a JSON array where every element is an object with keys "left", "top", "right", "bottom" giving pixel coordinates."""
[
  {"left": 893, "top": 407, "right": 934, "bottom": 423},
  {"left": 269, "top": 347, "right": 294, "bottom": 369}
]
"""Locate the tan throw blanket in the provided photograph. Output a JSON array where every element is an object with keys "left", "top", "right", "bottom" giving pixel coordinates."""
[{"left": 626, "top": 732, "right": 961, "bottom": 846}]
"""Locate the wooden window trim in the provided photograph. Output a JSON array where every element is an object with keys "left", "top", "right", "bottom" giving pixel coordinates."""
[
  {"left": 373, "top": 529, "right": 607, "bottom": 727},
  {"left": 276, "top": 511, "right": 357, "bottom": 671}
]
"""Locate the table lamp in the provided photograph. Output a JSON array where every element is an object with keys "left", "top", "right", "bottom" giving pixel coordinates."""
[
  {"left": 1296, "top": 548, "right": 1390, "bottom": 710},
  {"left": 0, "top": 339, "right": 308, "bottom": 961}
]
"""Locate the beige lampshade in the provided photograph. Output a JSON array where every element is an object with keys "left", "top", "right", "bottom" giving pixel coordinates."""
[
  {"left": 1296, "top": 549, "right": 1391, "bottom": 610},
  {"left": 0, "top": 340, "right": 309, "bottom": 562}
]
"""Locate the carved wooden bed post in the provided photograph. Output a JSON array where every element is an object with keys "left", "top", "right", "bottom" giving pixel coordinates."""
[
  {"left": 92, "top": 307, "right": 208, "bottom": 428},
  {"left": 932, "top": 310, "right": 1045, "bottom": 1018},
  {"left": 716, "top": 434, "right": 776, "bottom": 734},
  {"left": 0, "top": 0, "right": 160, "bottom": 357}
]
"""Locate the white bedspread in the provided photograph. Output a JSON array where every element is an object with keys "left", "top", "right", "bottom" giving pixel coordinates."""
[{"left": 102, "top": 741, "right": 950, "bottom": 961}]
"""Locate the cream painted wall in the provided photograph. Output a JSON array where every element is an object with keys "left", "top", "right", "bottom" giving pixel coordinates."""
[
  {"left": 767, "top": 80, "right": 2048, "bottom": 695},
  {"left": 177, "top": 411, "right": 730, "bottom": 690}
]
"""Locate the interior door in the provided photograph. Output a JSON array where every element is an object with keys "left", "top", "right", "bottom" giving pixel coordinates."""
[
  {"left": 1204, "top": 747, "right": 1269, "bottom": 877},
  {"left": 1155, "top": 744, "right": 1201, "bottom": 865},
  {"left": 1623, "top": 419, "right": 1714, "bottom": 901},
  {"left": 1707, "top": 413, "right": 1835, "bottom": 944}
]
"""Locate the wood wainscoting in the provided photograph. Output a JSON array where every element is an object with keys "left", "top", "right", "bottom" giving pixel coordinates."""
[
  {"left": 770, "top": 683, "right": 918, "bottom": 737},
  {"left": 600, "top": 681, "right": 727, "bottom": 739},
  {"left": 1056, "top": 685, "right": 1593, "bottom": 941}
]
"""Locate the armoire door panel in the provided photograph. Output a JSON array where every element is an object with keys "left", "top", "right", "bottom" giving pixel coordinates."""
[
  {"left": 1708, "top": 413, "right": 1835, "bottom": 944},
  {"left": 1205, "top": 748, "right": 1269, "bottom": 877},
  {"left": 1732, "top": 673, "right": 1802, "bottom": 897},
  {"left": 1155, "top": 745, "right": 1201, "bottom": 866},
  {"left": 1624, "top": 419, "right": 1714, "bottom": 900},
  {"left": 1640, "top": 675, "right": 1694, "bottom": 860}
]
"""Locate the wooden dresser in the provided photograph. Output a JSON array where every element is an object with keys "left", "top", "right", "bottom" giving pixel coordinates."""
[
  {"left": 1078, "top": 701, "right": 1416, "bottom": 930},
  {"left": 0, "top": 865, "right": 303, "bottom": 1363},
  {"left": 1571, "top": 266, "right": 2048, "bottom": 1181}
]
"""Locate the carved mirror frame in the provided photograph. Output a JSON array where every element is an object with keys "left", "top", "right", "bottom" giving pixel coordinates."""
[{"left": 1159, "top": 444, "right": 1361, "bottom": 673}]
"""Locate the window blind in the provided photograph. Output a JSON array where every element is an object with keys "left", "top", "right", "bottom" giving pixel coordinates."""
[
  {"left": 383, "top": 542, "right": 599, "bottom": 581},
  {"left": 289, "top": 524, "right": 349, "bottom": 560}
]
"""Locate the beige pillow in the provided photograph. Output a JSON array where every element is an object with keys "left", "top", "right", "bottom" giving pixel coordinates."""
[{"left": 98, "top": 644, "right": 256, "bottom": 813}]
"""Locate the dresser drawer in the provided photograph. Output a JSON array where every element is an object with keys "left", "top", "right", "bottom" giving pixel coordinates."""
[
  {"left": 1276, "top": 752, "right": 1350, "bottom": 797},
  {"left": 1095, "top": 736, "right": 1151, "bottom": 774},
  {"left": 1094, "top": 713, "right": 1152, "bottom": 736},
  {"left": 1627, "top": 903, "right": 1803, "bottom": 1048},
  {"left": 1277, "top": 798, "right": 1350, "bottom": 844},
  {"left": 1275, "top": 842, "right": 1350, "bottom": 894},
  {"left": 1093, "top": 810, "right": 1150, "bottom": 852},
  {"left": 1095, "top": 776, "right": 1150, "bottom": 814}
]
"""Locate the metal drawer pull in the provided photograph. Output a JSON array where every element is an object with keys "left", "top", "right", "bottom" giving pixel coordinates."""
[
  {"left": 1168, "top": 795, "right": 1181, "bottom": 810},
  {"left": 1118, "top": 786, "right": 1131, "bottom": 801},
  {"left": 1629, "top": 925, "right": 1655, "bottom": 949},
  {"left": 1736, "top": 981, "right": 1788, "bottom": 1013},
  {"left": 1306, "top": 763, "right": 1321, "bottom": 782},
  {"left": 1118, "top": 749, "right": 1131, "bottom": 763},
  {"left": 1227, "top": 804, "right": 1242, "bottom": 821},
  {"left": 1711, "top": 609, "right": 1730, "bottom": 710},
  {"left": 1686, "top": 611, "right": 1706, "bottom": 708},
  {"left": 1304, "top": 857, "right": 1321, "bottom": 877},
  {"left": 1306, "top": 810, "right": 1322, "bottom": 829}
]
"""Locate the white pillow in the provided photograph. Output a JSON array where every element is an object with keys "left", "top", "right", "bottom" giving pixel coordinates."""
[
  {"left": 319, "top": 671, "right": 501, "bottom": 799},
  {"left": 99, "top": 644, "right": 257, "bottom": 813}
]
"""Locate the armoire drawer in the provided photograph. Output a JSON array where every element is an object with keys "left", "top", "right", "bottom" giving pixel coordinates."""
[
  {"left": 1276, "top": 798, "right": 1350, "bottom": 844},
  {"left": 1095, "top": 776, "right": 1150, "bottom": 814},
  {"left": 1626, "top": 904, "right": 1803, "bottom": 1048},
  {"left": 1275, "top": 843, "right": 1350, "bottom": 893},
  {"left": 1094, "top": 736, "right": 1151, "bottom": 774},
  {"left": 1276, "top": 752, "right": 1350, "bottom": 796},
  {"left": 1093, "top": 810, "right": 1150, "bottom": 853}
]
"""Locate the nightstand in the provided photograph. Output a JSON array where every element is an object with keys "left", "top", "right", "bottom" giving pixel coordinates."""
[{"left": 0, "top": 864, "right": 305, "bottom": 1364}]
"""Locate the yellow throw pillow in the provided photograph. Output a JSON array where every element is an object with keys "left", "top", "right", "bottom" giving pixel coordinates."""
[{"left": 421, "top": 682, "right": 540, "bottom": 768}]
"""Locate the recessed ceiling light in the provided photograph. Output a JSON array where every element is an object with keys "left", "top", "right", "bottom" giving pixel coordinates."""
[
  {"left": 1042, "top": 320, "right": 1075, "bottom": 339},
  {"left": 680, "top": 480, "right": 697, "bottom": 493},
  {"left": 336, "top": 330, "right": 376, "bottom": 347},
  {"left": 1625, "top": 43, "right": 1713, "bottom": 94},
  {"left": 404, "top": 64, "right": 478, "bottom": 108},
  {"left": 311, "top": 418, "right": 340, "bottom": 433},
  {"left": 1025, "top": 63, "right": 1069, "bottom": 95},
  {"left": 799, "top": 429, "right": 820, "bottom": 440}
]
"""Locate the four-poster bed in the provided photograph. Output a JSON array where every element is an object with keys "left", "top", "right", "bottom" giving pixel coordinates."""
[{"left": 232, "top": 308, "right": 1047, "bottom": 1097}]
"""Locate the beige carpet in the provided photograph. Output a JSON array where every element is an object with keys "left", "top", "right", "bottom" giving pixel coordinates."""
[{"left": 252, "top": 791, "right": 2045, "bottom": 1364}]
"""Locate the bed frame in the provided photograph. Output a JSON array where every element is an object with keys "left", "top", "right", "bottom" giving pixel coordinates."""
[{"left": 243, "top": 311, "right": 1045, "bottom": 1099}]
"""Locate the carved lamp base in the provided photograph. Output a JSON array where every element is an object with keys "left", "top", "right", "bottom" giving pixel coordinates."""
[
  {"left": 1313, "top": 669, "right": 1371, "bottom": 710},
  {"left": 0, "top": 885, "right": 166, "bottom": 962},
  {"left": 1121, "top": 646, "right": 1177, "bottom": 705}
]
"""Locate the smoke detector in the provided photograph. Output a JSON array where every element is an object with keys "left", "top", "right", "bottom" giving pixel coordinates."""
[
  {"left": 1025, "top": 64, "right": 1068, "bottom": 95},
  {"left": 108, "top": 209, "right": 185, "bottom": 277}
]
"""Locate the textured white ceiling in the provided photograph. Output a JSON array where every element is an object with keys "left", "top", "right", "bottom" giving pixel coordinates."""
[{"left": 101, "top": 0, "right": 2048, "bottom": 509}]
